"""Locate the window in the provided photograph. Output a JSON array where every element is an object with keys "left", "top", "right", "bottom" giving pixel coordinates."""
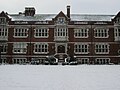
[
  {"left": 74, "top": 43, "right": 89, "bottom": 54},
  {"left": 54, "top": 28, "right": 68, "bottom": 41},
  {"left": 57, "top": 17, "right": 65, "bottom": 24},
  {"left": 0, "top": 28, "right": 8, "bottom": 37},
  {"left": 95, "top": 43, "right": 109, "bottom": 54},
  {"left": 13, "top": 43, "right": 27, "bottom": 54},
  {"left": 78, "top": 58, "right": 89, "bottom": 64},
  {"left": 115, "top": 28, "right": 120, "bottom": 37},
  {"left": 116, "top": 18, "right": 120, "bottom": 24},
  {"left": 0, "top": 17, "right": 6, "bottom": 24},
  {"left": 55, "top": 28, "right": 68, "bottom": 37},
  {"left": 31, "top": 58, "right": 46, "bottom": 64},
  {"left": 34, "top": 43, "right": 48, "bottom": 54},
  {"left": 1, "top": 58, "right": 7, "bottom": 64},
  {"left": 114, "top": 28, "right": 120, "bottom": 41},
  {"left": 95, "top": 58, "right": 110, "bottom": 64},
  {"left": 94, "top": 28, "right": 109, "bottom": 38},
  {"left": 12, "top": 58, "right": 28, "bottom": 64},
  {"left": 74, "top": 28, "right": 89, "bottom": 38},
  {"left": 34, "top": 28, "right": 49, "bottom": 38},
  {"left": 14, "top": 28, "right": 28, "bottom": 37},
  {"left": 1, "top": 43, "right": 8, "bottom": 53}
]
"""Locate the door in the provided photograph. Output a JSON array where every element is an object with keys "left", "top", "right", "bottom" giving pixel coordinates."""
[{"left": 57, "top": 45, "right": 65, "bottom": 53}]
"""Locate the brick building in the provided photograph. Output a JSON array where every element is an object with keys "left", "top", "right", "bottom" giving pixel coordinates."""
[{"left": 0, "top": 6, "right": 120, "bottom": 64}]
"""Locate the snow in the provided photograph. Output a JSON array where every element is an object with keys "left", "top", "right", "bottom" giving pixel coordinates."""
[
  {"left": 9, "top": 14, "right": 114, "bottom": 21},
  {"left": 0, "top": 65, "right": 120, "bottom": 90},
  {"left": 71, "top": 14, "right": 114, "bottom": 21}
]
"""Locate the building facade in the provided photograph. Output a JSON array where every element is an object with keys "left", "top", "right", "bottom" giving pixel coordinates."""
[{"left": 0, "top": 6, "right": 120, "bottom": 64}]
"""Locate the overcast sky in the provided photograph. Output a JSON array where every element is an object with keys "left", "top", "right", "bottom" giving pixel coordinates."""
[{"left": 0, "top": 0, "right": 120, "bottom": 15}]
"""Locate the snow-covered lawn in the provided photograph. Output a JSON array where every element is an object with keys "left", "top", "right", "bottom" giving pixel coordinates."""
[{"left": 0, "top": 65, "right": 120, "bottom": 90}]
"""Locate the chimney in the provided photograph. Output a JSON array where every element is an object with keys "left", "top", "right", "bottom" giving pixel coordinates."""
[
  {"left": 25, "top": 7, "right": 35, "bottom": 16},
  {"left": 67, "top": 5, "right": 70, "bottom": 18}
]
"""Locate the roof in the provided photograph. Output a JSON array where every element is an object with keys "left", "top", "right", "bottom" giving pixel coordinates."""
[
  {"left": 71, "top": 14, "right": 114, "bottom": 21},
  {"left": 8, "top": 14, "right": 115, "bottom": 21},
  {"left": 112, "top": 11, "right": 120, "bottom": 20}
]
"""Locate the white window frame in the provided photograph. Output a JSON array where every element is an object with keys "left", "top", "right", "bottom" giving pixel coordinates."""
[
  {"left": 12, "top": 58, "right": 28, "bottom": 64},
  {"left": 74, "top": 43, "right": 89, "bottom": 54},
  {"left": 56, "top": 28, "right": 68, "bottom": 37},
  {"left": 95, "top": 43, "right": 109, "bottom": 54},
  {"left": 78, "top": 58, "right": 89, "bottom": 64},
  {"left": 1, "top": 43, "right": 8, "bottom": 54},
  {"left": 13, "top": 43, "right": 27, "bottom": 54},
  {"left": 34, "top": 43, "right": 48, "bottom": 54},
  {"left": 0, "top": 17, "right": 6, "bottom": 24},
  {"left": 1, "top": 58, "right": 7, "bottom": 64},
  {"left": 14, "top": 28, "right": 28, "bottom": 38},
  {"left": 57, "top": 17, "right": 65, "bottom": 24},
  {"left": 74, "top": 28, "right": 89, "bottom": 38},
  {"left": 114, "top": 27, "right": 120, "bottom": 37},
  {"left": 0, "top": 27, "right": 8, "bottom": 37},
  {"left": 34, "top": 28, "right": 49, "bottom": 38},
  {"left": 95, "top": 58, "right": 110, "bottom": 64},
  {"left": 116, "top": 17, "right": 120, "bottom": 24},
  {"left": 94, "top": 28, "right": 109, "bottom": 38}
]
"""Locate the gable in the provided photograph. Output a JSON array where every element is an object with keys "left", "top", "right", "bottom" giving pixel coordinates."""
[
  {"left": 113, "top": 11, "right": 120, "bottom": 20},
  {"left": 53, "top": 11, "right": 69, "bottom": 21},
  {"left": 0, "top": 11, "right": 10, "bottom": 21}
]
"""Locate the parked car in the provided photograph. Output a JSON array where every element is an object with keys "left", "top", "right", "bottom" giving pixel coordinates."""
[
  {"left": 44, "top": 56, "right": 58, "bottom": 65},
  {"left": 66, "top": 56, "right": 78, "bottom": 65},
  {"left": 69, "top": 61, "right": 78, "bottom": 65},
  {"left": 31, "top": 59, "right": 39, "bottom": 65},
  {"left": 62, "top": 62, "right": 69, "bottom": 65}
]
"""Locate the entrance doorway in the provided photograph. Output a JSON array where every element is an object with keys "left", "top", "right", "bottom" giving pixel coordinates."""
[{"left": 57, "top": 45, "right": 65, "bottom": 53}]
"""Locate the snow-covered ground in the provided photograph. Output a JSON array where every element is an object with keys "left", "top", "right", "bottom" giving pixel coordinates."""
[{"left": 0, "top": 65, "right": 120, "bottom": 90}]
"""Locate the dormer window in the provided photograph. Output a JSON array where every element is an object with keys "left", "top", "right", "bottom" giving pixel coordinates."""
[
  {"left": 0, "top": 17, "right": 6, "bottom": 24},
  {"left": 57, "top": 17, "right": 65, "bottom": 24},
  {"left": 116, "top": 18, "right": 120, "bottom": 24}
]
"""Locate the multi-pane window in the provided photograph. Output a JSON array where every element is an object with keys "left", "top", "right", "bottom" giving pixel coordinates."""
[
  {"left": 56, "top": 28, "right": 68, "bottom": 36},
  {"left": 78, "top": 58, "right": 89, "bottom": 64},
  {"left": 14, "top": 28, "right": 28, "bottom": 37},
  {"left": 94, "top": 28, "right": 109, "bottom": 38},
  {"left": 0, "top": 17, "right": 6, "bottom": 24},
  {"left": 57, "top": 17, "right": 65, "bottom": 24},
  {"left": 1, "top": 43, "right": 8, "bottom": 53},
  {"left": 114, "top": 28, "right": 120, "bottom": 41},
  {"left": 12, "top": 58, "right": 28, "bottom": 64},
  {"left": 34, "top": 43, "right": 48, "bottom": 54},
  {"left": 13, "top": 43, "right": 27, "bottom": 54},
  {"left": 74, "top": 43, "right": 89, "bottom": 54},
  {"left": 1, "top": 58, "right": 7, "bottom": 64},
  {"left": 95, "top": 58, "right": 110, "bottom": 64},
  {"left": 34, "top": 28, "right": 48, "bottom": 37},
  {"left": 95, "top": 43, "right": 109, "bottom": 54},
  {"left": 74, "top": 28, "right": 89, "bottom": 38},
  {"left": 0, "top": 28, "right": 8, "bottom": 37},
  {"left": 116, "top": 18, "right": 120, "bottom": 24},
  {"left": 115, "top": 28, "right": 120, "bottom": 37}
]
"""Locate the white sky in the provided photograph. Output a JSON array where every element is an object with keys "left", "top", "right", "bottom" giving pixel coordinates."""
[{"left": 0, "top": 0, "right": 120, "bottom": 15}]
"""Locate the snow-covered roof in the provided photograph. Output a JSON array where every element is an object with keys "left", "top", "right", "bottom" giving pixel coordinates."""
[
  {"left": 8, "top": 14, "right": 115, "bottom": 21},
  {"left": 8, "top": 14, "right": 56, "bottom": 21},
  {"left": 71, "top": 14, "right": 114, "bottom": 21}
]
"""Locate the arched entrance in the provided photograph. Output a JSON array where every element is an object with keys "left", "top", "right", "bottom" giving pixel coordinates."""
[{"left": 57, "top": 45, "right": 65, "bottom": 53}]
